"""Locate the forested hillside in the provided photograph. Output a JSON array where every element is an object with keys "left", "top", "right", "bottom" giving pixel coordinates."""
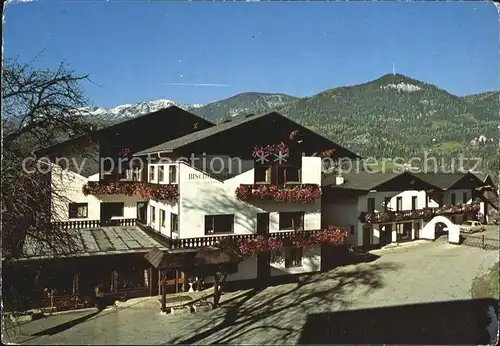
[{"left": 193, "top": 74, "right": 498, "bottom": 178}]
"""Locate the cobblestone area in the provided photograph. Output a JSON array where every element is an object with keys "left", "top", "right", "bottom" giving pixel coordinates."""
[{"left": 4, "top": 241, "right": 498, "bottom": 345}]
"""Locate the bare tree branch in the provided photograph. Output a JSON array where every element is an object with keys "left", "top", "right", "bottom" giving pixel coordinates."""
[{"left": 2, "top": 57, "right": 99, "bottom": 266}]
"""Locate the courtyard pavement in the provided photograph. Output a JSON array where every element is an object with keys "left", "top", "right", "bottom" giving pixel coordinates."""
[
  {"left": 471, "top": 224, "right": 500, "bottom": 240},
  {"left": 3, "top": 240, "right": 498, "bottom": 345}
]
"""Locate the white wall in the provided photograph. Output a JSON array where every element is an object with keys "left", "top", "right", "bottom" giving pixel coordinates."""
[
  {"left": 177, "top": 156, "right": 322, "bottom": 239},
  {"left": 270, "top": 245, "right": 321, "bottom": 276},
  {"left": 51, "top": 165, "right": 145, "bottom": 222},
  {"left": 428, "top": 188, "right": 472, "bottom": 207},
  {"left": 323, "top": 188, "right": 433, "bottom": 247},
  {"left": 147, "top": 199, "right": 179, "bottom": 238},
  {"left": 204, "top": 256, "right": 258, "bottom": 284},
  {"left": 51, "top": 165, "right": 101, "bottom": 221}
]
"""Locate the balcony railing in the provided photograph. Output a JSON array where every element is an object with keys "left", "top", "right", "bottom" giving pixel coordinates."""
[
  {"left": 168, "top": 227, "right": 347, "bottom": 256},
  {"left": 135, "top": 222, "right": 346, "bottom": 252},
  {"left": 51, "top": 218, "right": 137, "bottom": 230},
  {"left": 235, "top": 183, "right": 322, "bottom": 203},
  {"left": 359, "top": 203, "right": 480, "bottom": 224},
  {"left": 52, "top": 220, "right": 347, "bottom": 256},
  {"left": 82, "top": 181, "right": 179, "bottom": 201}
]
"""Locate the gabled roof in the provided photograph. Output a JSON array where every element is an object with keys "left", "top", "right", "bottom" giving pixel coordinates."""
[
  {"left": 134, "top": 111, "right": 360, "bottom": 158},
  {"left": 323, "top": 170, "right": 403, "bottom": 191},
  {"left": 135, "top": 113, "right": 264, "bottom": 155},
  {"left": 324, "top": 170, "right": 447, "bottom": 192},
  {"left": 411, "top": 172, "right": 471, "bottom": 190},
  {"left": 36, "top": 106, "right": 214, "bottom": 156},
  {"left": 472, "top": 172, "right": 497, "bottom": 187}
]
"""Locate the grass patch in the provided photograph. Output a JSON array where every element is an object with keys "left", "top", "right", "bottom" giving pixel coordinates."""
[
  {"left": 471, "top": 262, "right": 499, "bottom": 300},
  {"left": 432, "top": 141, "right": 466, "bottom": 154}
]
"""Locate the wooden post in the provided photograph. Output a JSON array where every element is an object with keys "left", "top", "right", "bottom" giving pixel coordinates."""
[
  {"left": 161, "top": 271, "right": 167, "bottom": 313},
  {"left": 212, "top": 267, "right": 228, "bottom": 309},
  {"left": 157, "top": 270, "right": 161, "bottom": 296},
  {"left": 175, "top": 270, "right": 179, "bottom": 293},
  {"left": 212, "top": 273, "right": 220, "bottom": 309}
]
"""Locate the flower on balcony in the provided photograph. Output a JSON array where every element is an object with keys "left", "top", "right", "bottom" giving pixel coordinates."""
[
  {"left": 360, "top": 203, "right": 480, "bottom": 224},
  {"left": 235, "top": 236, "right": 269, "bottom": 256},
  {"left": 435, "top": 203, "right": 480, "bottom": 215},
  {"left": 235, "top": 184, "right": 322, "bottom": 204},
  {"left": 251, "top": 142, "right": 289, "bottom": 159},
  {"left": 119, "top": 147, "right": 131, "bottom": 157},
  {"left": 320, "top": 149, "right": 336, "bottom": 158},
  {"left": 289, "top": 130, "right": 299, "bottom": 140},
  {"left": 313, "top": 228, "right": 348, "bottom": 244},
  {"left": 216, "top": 227, "right": 346, "bottom": 257},
  {"left": 82, "top": 181, "right": 179, "bottom": 200}
]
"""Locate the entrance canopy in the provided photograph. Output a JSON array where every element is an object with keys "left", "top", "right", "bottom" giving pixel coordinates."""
[{"left": 145, "top": 246, "right": 242, "bottom": 270}]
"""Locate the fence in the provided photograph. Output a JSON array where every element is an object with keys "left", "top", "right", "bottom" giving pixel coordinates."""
[
  {"left": 51, "top": 218, "right": 137, "bottom": 230},
  {"left": 460, "top": 234, "right": 500, "bottom": 251}
]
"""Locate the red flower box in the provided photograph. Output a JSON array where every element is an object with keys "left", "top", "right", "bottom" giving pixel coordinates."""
[
  {"left": 235, "top": 184, "right": 322, "bottom": 203},
  {"left": 119, "top": 147, "right": 131, "bottom": 157},
  {"left": 252, "top": 142, "right": 289, "bottom": 159},
  {"left": 217, "top": 227, "right": 347, "bottom": 257},
  {"left": 320, "top": 149, "right": 336, "bottom": 158},
  {"left": 82, "top": 181, "right": 179, "bottom": 201},
  {"left": 360, "top": 203, "right": 480, "bottom": 224}
]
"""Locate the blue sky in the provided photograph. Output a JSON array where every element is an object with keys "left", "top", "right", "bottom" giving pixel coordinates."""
[{"left": 4, "top": 0, "right": 499, "bottom": 108}]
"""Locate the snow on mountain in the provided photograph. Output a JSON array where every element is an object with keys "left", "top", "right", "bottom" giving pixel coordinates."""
[
  {"left": 86, "top": 99, "right": 204, "bottom": 121},
  {"left": 381, "top": 83, "right": 422, "bottom": 93}
]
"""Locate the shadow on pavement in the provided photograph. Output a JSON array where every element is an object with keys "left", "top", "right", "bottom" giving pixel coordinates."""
[
  {"left": 31, "top": 308, "right": 103, "bottom": 337},
  {"left": 298, "top": 298, "right": 499, "bottom": 345},
  {"left": 170, "top": 261, "right": 399, "bottom": 344}
]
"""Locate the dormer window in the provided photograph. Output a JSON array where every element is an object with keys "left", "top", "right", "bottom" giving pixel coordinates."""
[
  {"left": 158, "top": 166, "right": 165, "bottom": 182},
  {"left": 277, "top": 166, "right": 301, "bottom": 185},
  {"left": 149, "top": 166, "right": 155, "bottom": 182},
  {"left": 255, "top": 166, "right": 271, "bottom": 184}
]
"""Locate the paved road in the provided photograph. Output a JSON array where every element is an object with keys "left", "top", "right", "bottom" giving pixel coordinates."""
[
  {"left": 470, "top": 224, "right": 500, "bottom": 240},
  {"left": 4, "top": 241, "right": 498, "bottom": 345}
]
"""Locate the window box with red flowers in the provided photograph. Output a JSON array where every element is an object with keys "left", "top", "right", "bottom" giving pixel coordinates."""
[
  {"left": 251, "top": 142, "right": 289, "bottom": 160},
  {"left": 320, "top": 149, "right": 336, "bottom": 158},
  {"left": 82, "top": 181, "right": 179, "bottom": 201},
  {"left": 435, "top": 203, "right": 480, "bottom": 216},
  {"left": 216, "top": 227, "right": 346, "bottom": 257},
  {"left": 359, "top": 203, "right": 480, "bottom": 224},
  {"left": 119, "top": 147, "right": 131, "bottom": 157},
  {"left": 235, "top": 184, "right": 322, "bottom": 203}
]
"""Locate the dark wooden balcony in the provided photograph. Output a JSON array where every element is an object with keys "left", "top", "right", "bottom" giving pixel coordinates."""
[
  {"left": 235, "top": 183, "right": 322, "bottom": 203},
  {"left": 359, "top": 203, "right": 480, "bottom": 224},
  {"left": 136, "top": 222, "right": 346, "bottom": 252},
  {"left": 82, "top": 181, "right": 179, "bottom": 201},
  {"left": 51, "top": 220, "right": 346, "bottom": 254}
]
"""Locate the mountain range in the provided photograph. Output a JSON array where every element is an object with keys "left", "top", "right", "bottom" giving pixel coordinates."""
[{"left": 90, "top": 74, "right": 499, "bottom": 179}]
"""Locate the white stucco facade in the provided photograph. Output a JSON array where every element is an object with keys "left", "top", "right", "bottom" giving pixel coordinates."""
[
  {"left": 322, "top": 186, "right": 477, "bottom": 248},
  {"left": 51, "top": 165, "right": 146, "bottom": 222},
  {"left": 144, "top": 155, "right": 324, "bottom": 282},
  {"left": 146, "top": 156, "right": 322, "bottom": 238}
]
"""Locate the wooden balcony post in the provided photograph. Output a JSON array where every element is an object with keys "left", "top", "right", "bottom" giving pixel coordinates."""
[{"left": 160, "top": 271, "right": 167, "bottom": 313}]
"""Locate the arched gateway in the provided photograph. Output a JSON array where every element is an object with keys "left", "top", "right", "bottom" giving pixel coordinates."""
[{"left": 421, "top": 216, "right": 460, "bottom": 244}]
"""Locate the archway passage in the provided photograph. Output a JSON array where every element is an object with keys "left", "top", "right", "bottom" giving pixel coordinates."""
[
  {"left": 434, "top": 222, "right": 448, "bottom": 240},
  {"left": 421, "top": 216, "right": 460, "bottom": 244}
]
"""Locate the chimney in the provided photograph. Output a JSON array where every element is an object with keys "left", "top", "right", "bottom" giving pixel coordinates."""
[{"left": 336, "top": 175, "right": 344, "bottom": 185}]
